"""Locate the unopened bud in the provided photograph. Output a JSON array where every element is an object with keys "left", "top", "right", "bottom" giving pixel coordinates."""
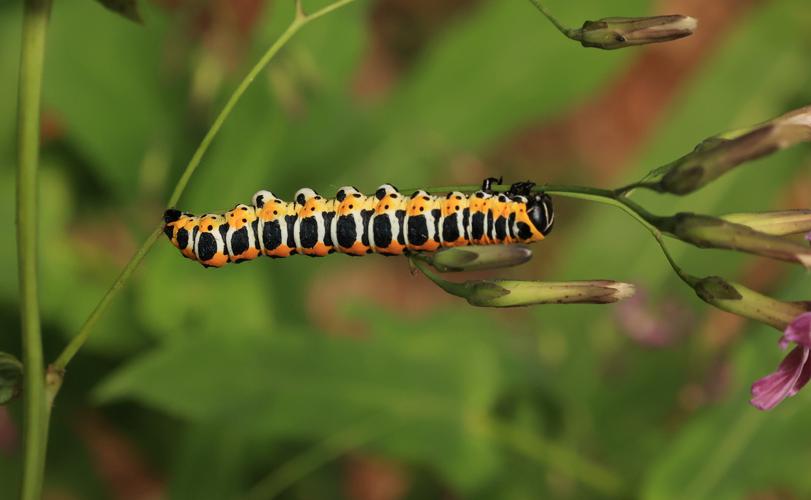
[
  {"left": 693, "top": 276, "right": 810, "bottom": 330},
  {"left": 656, "top": 105, "right": 811, "bottom": 194},
  {"left": 420, "top": 245, "right": 533, "bottom": 272},
  {"left": 720, "top": 210, "right": 811, "bottom": 237},
  {"left": 660, "top": 213, "right": 811, "bottom": 269},
  {"left": 0, "top": 353, "right": 22, "bottom": 405},
  {"left": 571, "top": 15, "right": 696, "bottom": 50},
  {"left": 465, "top": 280, "right": 635, "bottom": 307}
]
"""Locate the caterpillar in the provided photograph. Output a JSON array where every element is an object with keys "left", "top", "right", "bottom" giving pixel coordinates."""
[{"left": 162, "top": 179, "right": 554, "bottom": 268}]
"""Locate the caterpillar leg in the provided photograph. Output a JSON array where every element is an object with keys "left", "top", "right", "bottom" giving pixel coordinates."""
[{"left": 481, "top": 176, "right": 503, "bottom": 192}]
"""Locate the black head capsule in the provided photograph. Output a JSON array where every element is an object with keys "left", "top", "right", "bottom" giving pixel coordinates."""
[
  {"left": 526, "top": 193, "right": 554, "bottom": 236},
  {"left": 163, "top": 209, "right": 182, "bottom": 239}
]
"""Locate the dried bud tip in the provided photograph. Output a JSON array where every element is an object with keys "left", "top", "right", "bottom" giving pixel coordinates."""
[
  {"left": 655, "top": 105, "right": 811, "bottom": 195},
  {"left": 573, "top": 15, "right": 697, "bottom": 50},
  {"left": 660, "top": 213, "right": 811, "bottom": 269},
  {"left": 720, "top": 210, "right": 811, "bottom": 237}
]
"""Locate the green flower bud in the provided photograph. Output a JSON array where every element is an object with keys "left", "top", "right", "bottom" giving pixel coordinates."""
[
  {"left": 693, "top": 276, "right": 809, "bottom": 330},
  {"left": 720, "top": 210, "right": 811, "bottom": 237},
  {"left": 659, "top": 213, "right": 811, "bottom": 269},
  {"left": 464, "top": 280, "right": 636, "bottom": 307},
  {"left": 419, "top": 245, "right": 533, "bottom": 272},
  {"left": 0, "top": 352, "right": 22, "bottom": 405},
  {"left": 571, "top": 15, "right": 697, "bottom": 50},
  {"left": 655, "top": 105, "right": 811, "bottom": 195}
]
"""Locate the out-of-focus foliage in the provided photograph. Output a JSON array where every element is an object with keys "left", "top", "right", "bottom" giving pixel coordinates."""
[{"left": 2, "top": 0, "right": 811, "bottom": 498}]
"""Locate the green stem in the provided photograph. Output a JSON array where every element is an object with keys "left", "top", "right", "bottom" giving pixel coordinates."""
[
  {"left": 51, "top": 226, "right": 162, "bottom": 371},
  {"left": 16, "top": 0, "right": 52, "bottom": 498},
  {"left": 486, "top": 418, "right": 624, "bottom": 496},
  {"left": 244, "top": 415, "right": 388, "bottom": 500},
  {"left": 51, "top": 0, "right": 359, "bottom": 371},
  {"left": 409, "top": 258, "right": 470, "bottom": 298},
  {"left": 526, "top": 0, "right": 578, "bottom": 39}
]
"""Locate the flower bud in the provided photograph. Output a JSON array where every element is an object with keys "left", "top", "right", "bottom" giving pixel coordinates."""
[
  {"left": 420, "top": 245, "right": 533, "bottom": 272},
  {"left": 571, "top": 15, "right": 697, "bottom": 50},
  {"left": 693, "top": 276, "right": 809, "bottom": 330},
  {"left": 655, "top": 105, "right": 811, "bottom": 194},
  {"left": 0, "top": 353, "right": 22, "bottom": 405},
  {"left": 464, "top": 280, "right": 635, "bottom": 308},
  {"left": 659, "top": 213, "right": 811, "bottom": 269},
  {"left": 720, "top": 210, "right": 811, "bottom": 237}
]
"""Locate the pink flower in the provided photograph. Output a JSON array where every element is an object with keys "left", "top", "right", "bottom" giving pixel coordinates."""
[
  {"left": 806, "top": 231, "right": 811, "bottom": 244},
  {"left": 751, "top": 312, "right": 811, "bottom": 410}
]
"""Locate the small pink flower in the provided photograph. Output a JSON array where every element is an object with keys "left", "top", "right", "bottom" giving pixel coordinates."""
[
  {"left": 751, "top": 312, "right": 811, "bottom": 410},
  {"left": 806, "top": 231, "right": 811, "bottom": 244}
]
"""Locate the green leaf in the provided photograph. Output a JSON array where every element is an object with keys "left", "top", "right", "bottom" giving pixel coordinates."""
[
  {"left": 0, "top": 352, "right": 22, "bottom": 404},
  {"left": 94, "top": 0, "right": 143, "bottom": 24},
  {"left": 96, "top": 324, "right": 503, "bottom": 490}
]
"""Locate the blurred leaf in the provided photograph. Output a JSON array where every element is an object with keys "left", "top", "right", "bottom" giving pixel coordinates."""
[
  {"left": 44, "top": 0, "right": 181, "bottom": 199},
  {"left": 94, "top": 0, "right": 143, "bottom": 24},
  {"left": 96, "top": 323, "right": 503, "bottom": 490},
  {"left": 0, "top": 352, "right": 22, "bottom": 404},
  {"left": 169, "top": 423, "right": 250, "bottom": 500}
]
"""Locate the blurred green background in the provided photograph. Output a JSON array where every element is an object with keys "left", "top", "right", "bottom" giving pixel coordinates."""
[{"left": 2, "top": 0, "right": 811, "bottom": 498}]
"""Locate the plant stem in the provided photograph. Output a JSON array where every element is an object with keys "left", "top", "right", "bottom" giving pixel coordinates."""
[
  {"left": 50, "top": 0, "right": 359, "bottom": 374},
  {"left": 16, "top": 0, "right": 52, "bottom": 498},
  {"left": 526, "top": 0, "right": 578, "bottom": 39},
  {"left": 486, "top": 418, "right": 624, "bottom": 496},
  {"left": 51, "top": 227, "right": 162, "bottom": 371}
]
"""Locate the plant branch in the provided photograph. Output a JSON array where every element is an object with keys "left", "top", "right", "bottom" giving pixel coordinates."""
[
  {"left": 16, "top": 0, "right": 52, "bottom": 498},
  {"left": 51, "top": 0, "right": 359, "bottom": 373},
  {"left": 526, "top": 0, "right": 578, "bottom": 39}
]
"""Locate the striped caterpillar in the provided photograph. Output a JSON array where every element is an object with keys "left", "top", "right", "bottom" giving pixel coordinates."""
[{"left": 162, "top": 179, "right": 554, "bottom": 268}]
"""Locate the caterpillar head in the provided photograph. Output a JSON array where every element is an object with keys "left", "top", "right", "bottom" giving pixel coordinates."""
[
  {"left": 526, "top": 193, "right": 554, "bottom": 236},
  {"left": 163, "top": 209, "right": 193, "bottom": 241}
]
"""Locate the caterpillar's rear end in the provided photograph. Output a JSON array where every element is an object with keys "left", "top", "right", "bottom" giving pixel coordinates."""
[{"left": 163, "top": 180, "right": 554, "bottom": 268}]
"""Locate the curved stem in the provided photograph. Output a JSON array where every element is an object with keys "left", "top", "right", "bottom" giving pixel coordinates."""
[
  {"left": 51, "top": 0, "right": 359, "bottom": 373},
  {"left": 16, "top": 0, "right": 52, "bottom": 498},
  {"left": 526, "top": 0, "right": 578, "bottom": 39}
]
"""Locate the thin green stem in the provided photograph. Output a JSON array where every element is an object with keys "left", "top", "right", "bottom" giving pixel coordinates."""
[
  {"left": 16, "top": 0, "right": 52, "bottom": 498},
  {"left": 487, "top": 418, "right": 624, "bottom": 496},
  {"left": 51, "top": 226, "right": 162, "bottom": 371},
  {"left": 410, "top": 258, "right": 470, "bottom": 297},
  {"left": 51, "top": 0, "right": 359, "bottom": 372},
  {"left": 526, "top": 0, "right": 578, "bottom": 39},
  {"left": 243, "top": 415, "right": 388, "bottom": 500}
]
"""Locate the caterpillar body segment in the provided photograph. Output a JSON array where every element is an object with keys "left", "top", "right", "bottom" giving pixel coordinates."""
[{"left": 163, "top": 180, "right": 554, "bottom": 268}]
